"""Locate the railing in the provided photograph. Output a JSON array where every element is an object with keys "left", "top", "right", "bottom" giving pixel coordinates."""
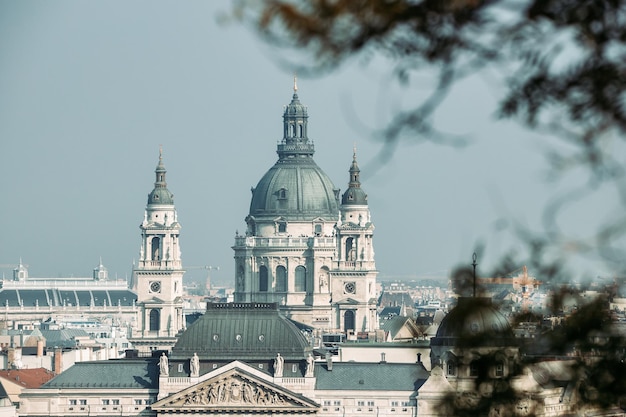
[
  {"left": 281, "top": 377, "right": 306, "bottom": 384},
  {"left": 166, "top": 377, "right": 191, "bottom": 384},
  {"left": 319, "top": 406, "right": 415, "bottom": 416},
  {"left": 234, "top": 236, "right": 335, "bottom": 248},
  {"left": 0, "top": 279, "right": 129, "bottom": 289}
]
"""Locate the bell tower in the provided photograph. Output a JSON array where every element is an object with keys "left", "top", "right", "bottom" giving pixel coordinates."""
[
  {"left": 331, "top": 148, "right": 378, "bottom": 333},
  {"left": 131, "top": 149, "right": 185, "bottom": 350}
]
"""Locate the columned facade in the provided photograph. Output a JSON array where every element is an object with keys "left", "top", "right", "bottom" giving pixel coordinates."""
[{"left": 233, "top": 83, "right": 378, "bottom": 333}]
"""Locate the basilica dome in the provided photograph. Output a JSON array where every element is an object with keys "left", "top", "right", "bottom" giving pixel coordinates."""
[
  {"left": 250, "top": 160, "right": 339, "bottom": 221},
  {"left": 248, "top": 89, "right": 339, "bottom": 223}
]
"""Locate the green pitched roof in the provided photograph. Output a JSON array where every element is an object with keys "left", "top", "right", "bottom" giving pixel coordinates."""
[
  {"left": 42, "top": 359, "right": 157, "bottom": 389},
  {"left": 172, "top": 303, "right": 311, "bottom": 361},
  {"left": 315, "top": 362, "right": 428, "bottom": 391}
]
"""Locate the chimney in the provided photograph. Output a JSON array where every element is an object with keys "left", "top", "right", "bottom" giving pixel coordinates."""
[
  {"left": 7, "top": 348, "right": 15, "bottom": 367},
  {"left": 37, "top": 340, "right": 44, "bottom": 357},
  {"left": 54, "top": 348, "right": 62, "bottom": 375},
  {"left": 325, "top": 352, "right": 332, "bottom": 371}
]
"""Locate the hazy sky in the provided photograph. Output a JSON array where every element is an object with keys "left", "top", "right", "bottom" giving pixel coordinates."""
[{"left": 0, "top": 1, "right": 617, "bottom": 286}]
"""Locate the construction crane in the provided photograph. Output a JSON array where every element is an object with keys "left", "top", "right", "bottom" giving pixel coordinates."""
[{"left": 185, "top": 266, "right": 220, "bottom": 294}]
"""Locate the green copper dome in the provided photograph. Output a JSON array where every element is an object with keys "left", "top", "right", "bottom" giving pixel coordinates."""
[
  {"left": 147, "top": 151, "right": 174, "bottom": 205},
  {"left": 249, "top": 87, "right": 339, "bottom": 222}
]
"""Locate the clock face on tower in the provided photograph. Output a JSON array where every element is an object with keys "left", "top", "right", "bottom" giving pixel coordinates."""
[
  {"left": 344, "top": 282, "right": 356, "bottom": 294},
  {"left": 150, "top": 281, "right": 162, "bottom": 293}
]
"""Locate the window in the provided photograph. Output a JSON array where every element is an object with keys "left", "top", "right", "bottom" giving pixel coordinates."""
[
  {"left": 178, "top": 363, "right": 184, "bottom": 372},
  {"left": 144, "top": 399, "right": 151, "bottom": 405},
  {"left": 149, "top": 309, "right": 160, "bottom": 331},
  {"left": 292, "top": 364, "right": 298, "bottom": 373},
  {"left": 112, "top": 400, "right": 119, "bottom": 405},
  {"left": 295, "top": 266, "right": 306, "bottom": 292},
  {"left": 278, "top": 221, "right": 287, "bottom": 233},
  {"left": 391, "top": 401, "right": 399, "bottom": 407},
  {"left": 367, "top": 401, "right": 375, "bottom": 406},
  {"left": 102, "top": 400, "right": 110, "bottom": 405},
  {"left": 323, "top": 401, "right": 331, "bottom": 406},
  {"left": 276, "top": 266, "right": 287, "bottom": 292},
  {"left": 79, "top": 400, "right": 87, "bottom": 406},
  {"left": 151, "top": 237, "right": 160, "bottom": 261},
  {"left": 278, "top": 188, "right": 287, "bottom": 200},
  {"left": 357, "top": 401, "right": 365, "bottom": 407},
  {"left": 134, "top": 400, "right": 142, "bottom": 405},
  {"left": 496, "top": 362, "right": 504, "bottom": 377},
  {"left": 314, "top": 224, "right": 322, "bottom": 236},
  {"left": 213, "top": 364, "right": 218, "bottom": 369},
  {"left": 447, "top": 362, "right": 456, "bottom": 376},
  {"left": 258, "top": 364, "right": 263, "bottom": 369},
  {"left": 259, "top": 266, "right": 269, "bottom": 292},
  {"left": 69, "top": 400, "right": 77, "bottom": 406},
  {"left": 470, "top": 362, "right": 479, "bottom": 377},
  {"left": 333, "top": 401, "right": 341, "bottom": 406}
]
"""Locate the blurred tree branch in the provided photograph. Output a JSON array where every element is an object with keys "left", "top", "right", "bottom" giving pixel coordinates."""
[{"left": 234, "top": 0, "right": 626, "bottom": 277}]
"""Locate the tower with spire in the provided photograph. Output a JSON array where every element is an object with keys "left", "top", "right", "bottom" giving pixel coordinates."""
[
  {"left": 131, "top": 149, "right": 185, "bottom": 348},
  {"left": 331, "top": 147, "right": 378, "bottom": 332}
]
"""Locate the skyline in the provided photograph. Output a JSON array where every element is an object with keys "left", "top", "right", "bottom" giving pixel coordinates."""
[{"left": 0, "top": 1, "right": 616, "bottom": 286}]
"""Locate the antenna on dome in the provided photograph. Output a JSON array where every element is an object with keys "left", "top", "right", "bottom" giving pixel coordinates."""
[
  {"left": 472, "top": 252, "right": 477, "bottom": 298},
  {"left": 293, "top": 73, "right": 298, "bottom": 92}
]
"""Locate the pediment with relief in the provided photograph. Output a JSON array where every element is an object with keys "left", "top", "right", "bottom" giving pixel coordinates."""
[{"left": 153, "top": 368, "right": 318, "bottom": 413}]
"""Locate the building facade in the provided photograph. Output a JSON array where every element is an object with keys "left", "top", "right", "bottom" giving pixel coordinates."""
[
  {"left": 232, "top": 84, "right": 378, "bottom": 333},
  {"left": 130, "top": 150, "right": 186, "bottom": 352}
]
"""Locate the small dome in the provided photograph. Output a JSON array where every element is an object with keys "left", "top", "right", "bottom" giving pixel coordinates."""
[
  {"left": 148, "top": 187, "right": 174, "bottom": 205},
  {"left": 434, "top": 297, "right": 513, "bottom": 342},
  {"left": 341, "top": 187, "right": 367, "bottom": 205},
  {"left": 147, "top": 150, "right": 174, "bottom": 205},
  {"left": 341, "top": 149, "right": 367, "bottom": 206},
  {"left": 171, "top": 303, "right": 311, "bottom": 361}
]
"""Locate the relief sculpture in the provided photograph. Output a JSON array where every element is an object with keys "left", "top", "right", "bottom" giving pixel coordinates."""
[{"left": 182, "top": 376, "right": 287, "bottom": 407}]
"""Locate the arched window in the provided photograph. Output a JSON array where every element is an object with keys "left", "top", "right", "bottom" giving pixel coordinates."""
[
  {"left": 151, "top": 237, "right": 161, "bottom": 260},
  {"left": 295, "top": 266, "right": 306, "bottom": 292},
  {"left": 276, "top": 266, "right": 287, "bottom": 292},
  {"left": 318, "top": 266, "right": 330, "bottom": 292},
  {"left": 237, "top": 266, "right": 245, "bottom": 291},
  {"left": 298, "top": 124, "right": 304, "bottom": 137},
  {"left": 149, "top": 309, "right": 160, "bottom": 331},
  {"left": 344, "top": 310, "right": 355, "bottom": 331},
  {"left": 259, "top": 265, "right": 269, "bottom": 292},
  {"left": 345, "top": 238, "right": 355, "bottom": 261}
]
